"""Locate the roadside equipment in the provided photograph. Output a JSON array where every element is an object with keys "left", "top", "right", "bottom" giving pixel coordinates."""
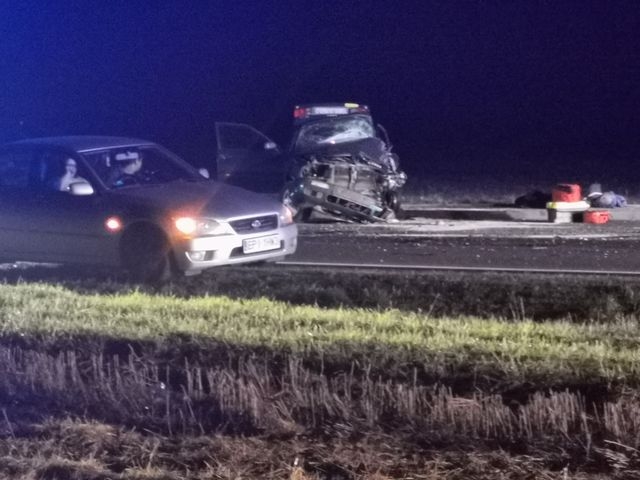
[
  {"left": 584, "top": 209, "right": 611, "bottom": 224},
  {"left": 547, "top": 183, "right": 589, "bottom": 223},
  {"left": 552, "top": 183, "right": 581, "bottom": 203},
  {"left": 546, "top": 200, "right": 590, "bottom": 223}
]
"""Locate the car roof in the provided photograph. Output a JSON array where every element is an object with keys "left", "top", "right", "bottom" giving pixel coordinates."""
[
  {"left": 296, "top": 102, "right": 370, "bottom": 110},
  {"left": 292, "top": 103, "right": 372, "bottom": 126},
  {"left": 4, "top": 136, "right": 155, "bottom": 153}
]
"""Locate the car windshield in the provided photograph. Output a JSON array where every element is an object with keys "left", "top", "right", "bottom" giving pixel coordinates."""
[
  {"left": 81, "top": 145, "right": 201, "bottom": 189},
  {"left": 295, "top": 115, "right": 376, "bottom": 152}
]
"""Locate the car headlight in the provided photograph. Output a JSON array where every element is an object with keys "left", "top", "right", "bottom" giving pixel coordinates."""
[
  {"left": 174, "top": 217, "right": 233, "bottom": 236},
  {"left": 279, "top": 205, "right": 295, "bottom": 226}
]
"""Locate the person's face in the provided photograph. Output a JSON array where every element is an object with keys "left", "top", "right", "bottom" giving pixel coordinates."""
[
  {"left": 124, "top": 157, "right": 142, "bottom": 174},
  {"left": 65, "top": 159, "right": 77, "bottom": 176}
]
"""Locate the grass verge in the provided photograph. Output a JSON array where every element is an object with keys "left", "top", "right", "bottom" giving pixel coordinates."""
[
  {"left": 1, "top": 281, "right": 640, "bottom": 477},
  {"left": 5, "top": 264, "right": 640, "bottom": 321},
  {"left": 1, "top": 282, "right": 640, "bottom": 389}
]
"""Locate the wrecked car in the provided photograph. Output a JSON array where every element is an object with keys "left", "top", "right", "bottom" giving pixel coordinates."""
[
  {"left": 282, "top": 104, "right": 407, "bottom": 222},
  {"left": 213, "top": 103, "right": 407, "bottom": 223}
]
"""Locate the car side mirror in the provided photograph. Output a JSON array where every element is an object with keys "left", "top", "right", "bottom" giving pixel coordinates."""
[
  {"left": 69, "top": 181, "right": 94, "bottom": 196},
  {"left": 198, "top": 168, "right": 210, "bottom": 179}
]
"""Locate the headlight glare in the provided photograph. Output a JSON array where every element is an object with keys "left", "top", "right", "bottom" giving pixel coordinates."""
[
  {"left": 175, "top": 217, "right": 230, "bottom": 236},
  {"left": 280, "top": 205, "right": 295, "bottom": 225},
  {"left": 175, "top": 217, "right": 198, "bottom": 235}
]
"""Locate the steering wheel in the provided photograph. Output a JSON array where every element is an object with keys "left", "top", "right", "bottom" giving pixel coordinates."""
[{"left": 112, "top": 173, "right": 139, "bottom": 188}]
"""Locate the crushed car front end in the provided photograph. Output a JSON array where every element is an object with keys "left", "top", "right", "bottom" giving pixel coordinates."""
[
  {"left": 287, "top": 157, "right": 402, "bottom": 222},
  {"left": 284, "top": 106, "right": 407, "bottom": 222}
]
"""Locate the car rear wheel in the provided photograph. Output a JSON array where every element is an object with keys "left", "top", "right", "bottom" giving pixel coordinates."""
[{"left": 120, "top": 224, "right": 174, "bottom": 283}]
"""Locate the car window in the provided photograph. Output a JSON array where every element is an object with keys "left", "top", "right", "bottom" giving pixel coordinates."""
[
  {"left": 33, "top": 151, "right": 92, "bottom": 192},
  {"left": 294, "top": 115, "right": 376, "bottom": 152},
  {"left": 0, "top": 151, "right": 32, "bottom": 188},
  {"left": 82, "top": 145, "right": 200, "bottom": 189},
  {"left": 218, "top": 124, "right": 268, "bottom": 150}
]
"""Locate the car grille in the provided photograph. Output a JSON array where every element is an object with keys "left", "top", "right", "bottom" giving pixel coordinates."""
[
  {"left": 229, "top": 214, "right": 278, "bottom": 234},
  {"left": 326, "top": 195, "right": 377, "bottom": 217}
]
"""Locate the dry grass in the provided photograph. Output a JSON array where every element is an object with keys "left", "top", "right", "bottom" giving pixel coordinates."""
[
  {"left": 1, "top": 345, "right": 639, "bottom": 453},
  {"left": 0, "top": 417, "right": 636, "bottom": 479},
  {"left": 0, "top": 340, "right": 638, "bottom": 477}
]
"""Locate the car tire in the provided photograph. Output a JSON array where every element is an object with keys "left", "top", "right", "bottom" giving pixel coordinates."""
[
  {"left": 120, "top": 224, "right": 174, "bottom": 283},
  {"left": 383, "top": 190, "right": 405, "bottom": 220},
  {"left": 385, "top": 190, "right": 401, "bottom": 212},
  {"left": 296, "top": 207, "right": 312, "bottom": 222}
]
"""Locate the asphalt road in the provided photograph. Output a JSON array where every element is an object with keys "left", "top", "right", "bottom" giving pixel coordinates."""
[{"left": 284, "top": 218, "right": 640, "bottom": 273}]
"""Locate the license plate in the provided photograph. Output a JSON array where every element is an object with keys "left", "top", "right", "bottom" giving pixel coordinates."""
[{"left": 242, "top": 234, "right": 281, "bottom": 254}]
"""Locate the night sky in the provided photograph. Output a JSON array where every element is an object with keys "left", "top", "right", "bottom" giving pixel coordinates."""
[{"left": 1, "top": 1, "right": 639, "bottom": 180}]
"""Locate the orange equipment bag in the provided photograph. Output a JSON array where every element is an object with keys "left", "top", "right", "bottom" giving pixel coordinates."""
[
  {"left": 584, "top": 210, "right": 610, "bottom": 224},
  {"left": 552, "top": 183, "right": 581, "bottom": 203}
]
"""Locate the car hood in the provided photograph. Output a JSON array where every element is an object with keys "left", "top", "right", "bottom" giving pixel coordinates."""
[
  {"left": 108, "top": 180, "right": 283, "bottom": 219},
  {"left": 296, "top": 136, "right": 387, "bottom": 159}
]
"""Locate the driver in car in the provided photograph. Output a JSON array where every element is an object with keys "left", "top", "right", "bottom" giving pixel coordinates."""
[{"left": 108, "top": 151, "right": 143, "bottom": 187}]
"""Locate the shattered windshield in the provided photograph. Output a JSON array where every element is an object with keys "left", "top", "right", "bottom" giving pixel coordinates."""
[
  {"left": 295, "top": 115, "right": 376, "bottom": 152},
  {"left": 81, "top": 145, "right": 201, "bottom": 189}
]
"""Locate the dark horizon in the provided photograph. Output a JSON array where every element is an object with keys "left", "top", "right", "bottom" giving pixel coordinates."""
[{"left": 2, "top": 1, "right": 639, "bottom": 179}]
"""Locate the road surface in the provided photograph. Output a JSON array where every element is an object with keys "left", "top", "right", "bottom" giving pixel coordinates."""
[{"left": 283, "top": 218, "right": 640, "bottom": 273}]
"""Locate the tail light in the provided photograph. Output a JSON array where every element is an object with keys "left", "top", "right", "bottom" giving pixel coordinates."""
[{"left": 293, "top": 107, "right": 309, "bottom": 119}]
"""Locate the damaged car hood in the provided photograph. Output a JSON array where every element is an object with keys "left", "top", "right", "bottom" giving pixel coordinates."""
[{"left": 297, "top": 136, "right": 385, "bottom": 158}]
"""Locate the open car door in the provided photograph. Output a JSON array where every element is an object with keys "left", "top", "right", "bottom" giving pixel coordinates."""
[{"left": 215, "top": 122, "right": 285, "bottom": 193}]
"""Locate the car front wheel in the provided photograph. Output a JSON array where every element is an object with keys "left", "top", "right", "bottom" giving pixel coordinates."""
[{"left": 120, "top": 224, "right": 174, "bottom": 283}]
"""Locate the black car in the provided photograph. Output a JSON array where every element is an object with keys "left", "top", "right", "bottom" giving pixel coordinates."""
[{"left": 213, "top": 103, "right": 407, "bottom": 222}]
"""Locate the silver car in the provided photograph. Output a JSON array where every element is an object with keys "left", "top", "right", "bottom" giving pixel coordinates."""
[{"left": 0, "top": 136, "right": 298, "bottom": 281}]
